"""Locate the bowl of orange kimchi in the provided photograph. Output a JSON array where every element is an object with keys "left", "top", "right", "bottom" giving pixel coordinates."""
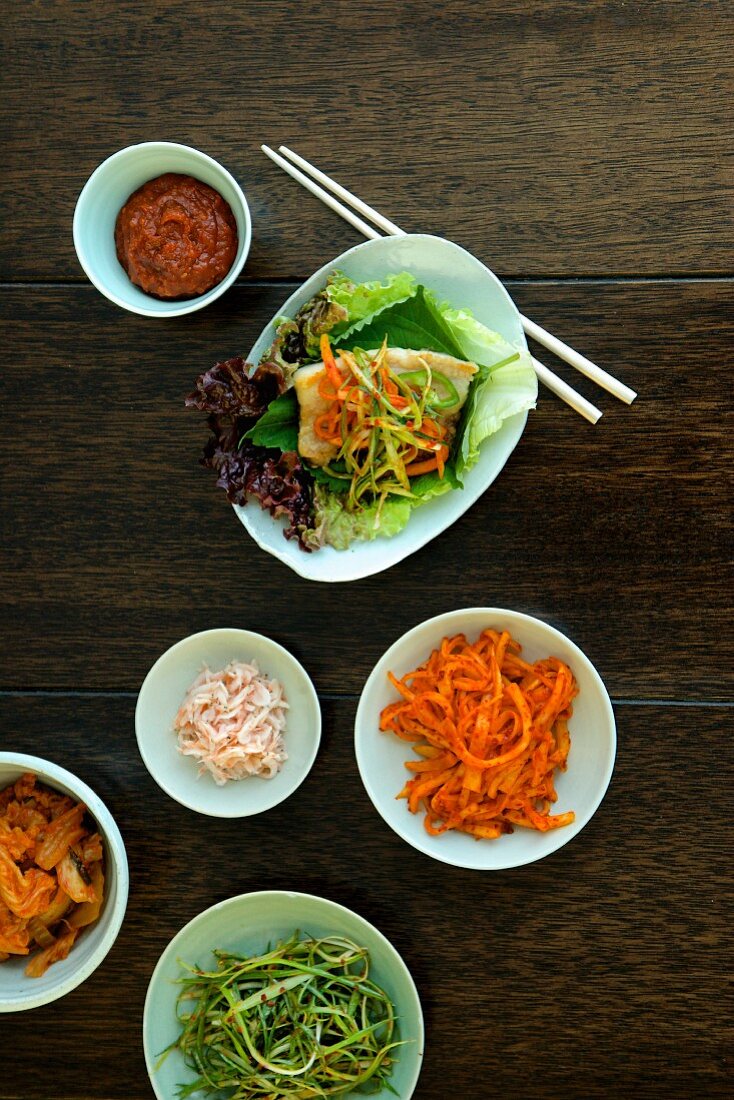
[
  {"left": 0, "top": 753, "right": 128, "bottom": 1012},
  {"left": 355, "top": 608, "right": 616, "bottom": 871}
]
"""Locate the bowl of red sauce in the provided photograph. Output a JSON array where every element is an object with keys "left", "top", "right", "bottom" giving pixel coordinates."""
[{"left": 73, "top": 142, "right": 251, "bottom": 317}]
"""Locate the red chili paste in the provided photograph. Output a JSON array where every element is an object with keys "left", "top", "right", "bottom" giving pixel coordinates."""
[{"left": 114, "top": 173, "right": 238, "bottom": 299}]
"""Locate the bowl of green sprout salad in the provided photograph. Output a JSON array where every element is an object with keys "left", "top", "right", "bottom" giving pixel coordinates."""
[{"left": 144, "top": 890, "right": 424, "bottom": 1099}]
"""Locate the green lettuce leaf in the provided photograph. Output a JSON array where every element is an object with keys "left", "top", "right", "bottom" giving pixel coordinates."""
[
  {"left": 336, "top": 287, "right": 466, "bottom": 358},
  {"left": 438, "top": 305, "right": 516, "bottom": 364},
  {"left": 455, "top": 353, "right": 537, "bottom": 476},
  {"left": 309, "top": 462, "right": 351, "bottom": 494},
  {"left": 259, "top": 271, "right": 417, "bottom": 369},
  {"left": 302, "top": 464, "right": 459, "bottom": 549},
  {"left": 437, "top": 305, "right": 537, "bottom": 478},
  {"left": 324, "top": 270, "right": 417, "bottom": 331},
  {"left": 243, "top": 390, "right": 299, "bottom": 450},
  {"left": 304, "top": 485, "right": 414, "bottom": 550},
  {"left": 410, "top": 464, "right": 460, "bottom": 497}
]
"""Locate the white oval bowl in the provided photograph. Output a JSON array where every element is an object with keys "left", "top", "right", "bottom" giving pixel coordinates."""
[
  {"left": 73, "top": 141, "right": 251, "bottom": 317},
  {"left": 143, "top": 890, "right": 424, "bottom": 1100},
  {"left": 135, "top": 628, "right": 321, "bottom": 817},
  {"left": 233, "top": 232, "right": 531, "bottom": 581},
  {"left": 355, "top": 608, "right": 616, "bottom": 871},
  {"left": 0, "top": 753, "right": 129, "bottom": 1012}
]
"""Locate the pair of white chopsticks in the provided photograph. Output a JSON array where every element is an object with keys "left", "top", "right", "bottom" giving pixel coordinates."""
[{"left": 261, "top": 144, "right": 637, "bottom": 424}]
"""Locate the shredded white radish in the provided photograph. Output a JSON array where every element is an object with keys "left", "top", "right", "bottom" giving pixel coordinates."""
[{"left": 174, "top": 661, "right": 289, "bottom": 785}]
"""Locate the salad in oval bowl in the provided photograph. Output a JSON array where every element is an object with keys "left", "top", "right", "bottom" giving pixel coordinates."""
[{"left": 187, "top": 234, "right": 536, "bottom": 582}]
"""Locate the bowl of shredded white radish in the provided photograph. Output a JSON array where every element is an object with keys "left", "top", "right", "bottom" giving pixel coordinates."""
[{"left": 135, "top": 629, "right": 321, "bottom": 817}]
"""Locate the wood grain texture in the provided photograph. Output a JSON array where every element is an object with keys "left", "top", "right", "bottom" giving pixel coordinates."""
[
  {"left": 1, "top": 280, "right": 732, "bottom": 699},
  {"left": 1, "top": 3, "right": 733, "bottom": 1097},
  {"left": 2, "top": 0, "right": 733, "bottom": 280},
  {"left": 0, "top": 694, "right": 730, "bottom": 1100}
]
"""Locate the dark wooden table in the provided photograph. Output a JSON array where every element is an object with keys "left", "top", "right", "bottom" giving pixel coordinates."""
[{"left": 2, "top": 2, "right": 732, "bottom": 1097}]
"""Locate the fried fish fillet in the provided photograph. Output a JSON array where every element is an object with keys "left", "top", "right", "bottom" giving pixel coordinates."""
[{"left": 294, "top": 348, "right": 478, "bottom": 466}]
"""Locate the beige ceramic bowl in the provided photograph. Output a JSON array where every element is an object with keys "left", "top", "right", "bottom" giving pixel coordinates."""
[
  {"left": 355, "top": 607, "right": 616, "bottom": 871},
  {"left": 144, "top": 890, "right": 424, "bottom": 1100},
  {"left": 135, "top": 628, "right": 321, "bottom": 817}
]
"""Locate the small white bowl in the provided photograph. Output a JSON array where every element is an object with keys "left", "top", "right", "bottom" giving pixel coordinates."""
[
  {"left": 73, "top": 141, "right": 251, "bottom": 317},
  {"left": 355, "top": 608, "right": 616, "bottom": 871},
  {"left": 135, "top": 628, "right": 321, "bottom": 817},
  {"left": 144, "top": 890, "right": 424, "bottom": 1100},
  {"left": 0, "top": 753, "right": 129, "bottom": 1013}
]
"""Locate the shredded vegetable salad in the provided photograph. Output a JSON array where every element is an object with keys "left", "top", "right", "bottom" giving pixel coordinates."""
[
  {"left": 174, "top": 661, "right": 288, "bottom": 785},
  {"left": 380, "top": 629, "right": 578, "bottom": 839},
  {"left": 161, "top": 933, "right": 404, "bottom": 1098},
  {"left": 314, "top": 335, "right": 457, "bottom": 514},
  {"left": 188, "top": 267, "right": 539, "bottom": 551}
]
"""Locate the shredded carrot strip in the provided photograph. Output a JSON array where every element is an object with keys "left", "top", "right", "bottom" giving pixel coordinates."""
[
  {"left": 404, "top": 444, "right": 450, "bottom": 477},
  {"left": 319, "top": 332, "right": 343, "bottom": 389},
  {"left": 380, "top": 629, "right": 578, "bottom": 839},
  {"left": 314, "top": 411, "right": 342, "bottom": 446}
]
